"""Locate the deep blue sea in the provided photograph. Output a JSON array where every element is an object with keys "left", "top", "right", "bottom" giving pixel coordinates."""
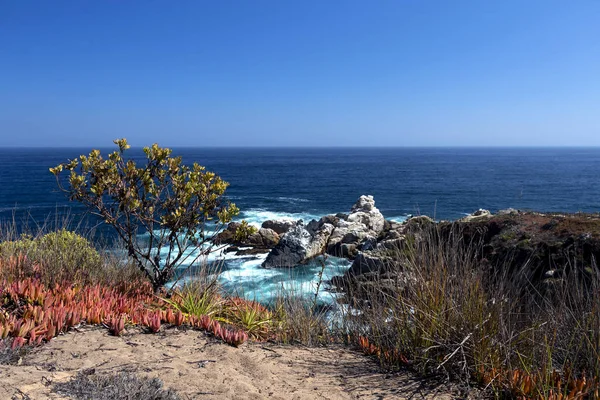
[{"left": 1, "top": 147, "right": 599, "bottom": 303}]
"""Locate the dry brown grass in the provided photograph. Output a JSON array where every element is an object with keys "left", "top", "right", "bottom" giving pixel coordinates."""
[{"left": 341, "top": 224, "right": 600, "bottom": 399}]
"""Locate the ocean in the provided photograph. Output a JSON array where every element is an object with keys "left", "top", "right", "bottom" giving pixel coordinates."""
[{"left": 1, "top": 147, "right": 599, "bottom": 303}]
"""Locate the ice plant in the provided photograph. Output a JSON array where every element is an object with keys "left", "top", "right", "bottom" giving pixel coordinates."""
[
  {"left": 148, "top": 310, "right": 161, "bottom": 333},
  {"left": 108, "top": 314, "right": 126, "bottom": 336}
]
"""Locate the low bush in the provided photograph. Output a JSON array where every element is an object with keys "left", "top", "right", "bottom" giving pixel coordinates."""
[
  {"left": 0, "top": 244, "right": 251, "bottom": 349},
  {"left": 53, "top": 371, "right": 181, "bottom": 400},
  {"left": 0, "top": 229, "right": 143, "bottom": 287}
]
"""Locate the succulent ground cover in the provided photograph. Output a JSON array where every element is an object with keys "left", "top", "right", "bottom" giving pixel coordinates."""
[
  {"left": 0, "top": 229, "right": 289, "bottom": 356},
  {"left": 0, "top": 255, "right": 255, "bottom": 350}
]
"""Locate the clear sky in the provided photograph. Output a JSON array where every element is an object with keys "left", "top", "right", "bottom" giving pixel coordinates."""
[{"left": 1, "top": 1, "right": 599, "bottom": 147}]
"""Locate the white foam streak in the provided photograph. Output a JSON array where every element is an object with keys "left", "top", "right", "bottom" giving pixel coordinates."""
[{"left": 240, "top": 209, "right": 321, "bottom": 227}]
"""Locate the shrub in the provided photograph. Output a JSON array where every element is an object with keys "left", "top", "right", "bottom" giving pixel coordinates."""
[
  {"left": 50, "top": 139, "right": 242, "bottom": 291},
  {"left": 53, "top": 371, "right": 181, "bottom": 400},
  {"left": 0, "top": 229, "right": 143, "bottom": 286},
  {"left": 0, "top": 230, "right": 99, "bottom": 282}
]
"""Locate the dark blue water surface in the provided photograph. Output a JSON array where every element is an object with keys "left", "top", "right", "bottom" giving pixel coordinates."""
[{"left": 1, "top": 147, "right": 600, "bottom": 229}]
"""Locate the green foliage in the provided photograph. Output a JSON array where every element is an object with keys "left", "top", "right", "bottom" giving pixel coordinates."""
[
  {"left": 233, "top": 220, "right": 257, "bottom": 242},
  {"left": 0, "top": 230, "right": 104, "bottom": 284},
  {"left": 224, "top": 299, "right": 274, "bottom": 339},
  {"left": 165, "top": 280, "right": 224, "bottom": 319},
  {"left": 50, "top": 139, "right": 240, "bottom": 290}
]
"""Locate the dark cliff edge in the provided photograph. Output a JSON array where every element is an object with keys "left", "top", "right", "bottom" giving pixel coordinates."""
[{"left": 332, "top": 210, "right": 600, "bottom": 302}]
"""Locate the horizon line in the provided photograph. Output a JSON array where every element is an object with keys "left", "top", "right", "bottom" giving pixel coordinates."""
[{"left": 2, "top": 145, "right": 600, "bottom": 149}]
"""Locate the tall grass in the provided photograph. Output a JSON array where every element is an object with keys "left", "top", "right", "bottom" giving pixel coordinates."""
[{"left": 342, "top": 224, "right": 600, "bottom": 398}]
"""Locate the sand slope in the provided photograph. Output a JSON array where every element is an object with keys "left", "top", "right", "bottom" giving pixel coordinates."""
[{"left": 1, "top": 327, "right": 459, "bottom": 399}]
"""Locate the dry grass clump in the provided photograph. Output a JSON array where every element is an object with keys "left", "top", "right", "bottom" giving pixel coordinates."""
[
  {"left": 270, "top": 295, "right": 331, "bottom": 346},
  {"left": 344, "top": 225, "right": 600, "bottom": 399},
  {"left": 53, "top": 371, "right": 180, "bottom": 400}
]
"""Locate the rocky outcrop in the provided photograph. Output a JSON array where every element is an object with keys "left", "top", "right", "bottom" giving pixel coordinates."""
[
  {"left": 261, "top": 220, "right": 296, "bottom": 235},
  {"left": 213, "top": 222, "right": 280, "bottom": 254},
  {"left": 213, "top": 222, "right": 240, "bottom": 245},
  {"left": 262, "top": 222, "right": 313, "bottom": 268},
  {"left": 257, "top": 228, "right": 280, "bottom": 247},
  {"left": 262, "top": 221, "right": 336, "bottom": 268},
  {"left": 339, "top": 211, "right": 600, "bottom": 301},
  {"left": 262, "top": 195, "right": 386, "bottom": 268},
  {"left": 326, "top": 195, "right": 385, "bottom": 258},
  {"left": 348, "top": 251, "right": 392, "bottom": 276}
]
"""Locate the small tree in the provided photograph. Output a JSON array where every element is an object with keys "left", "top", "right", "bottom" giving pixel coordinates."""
[{"left": 50, "top": 139, "right": 240, "bottom": 291}]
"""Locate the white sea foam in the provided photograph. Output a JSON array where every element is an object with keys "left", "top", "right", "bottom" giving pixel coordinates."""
[
  {"left": 239, "top": 209, "right": 321, "bottom": 227},
  {"left": 217, "top": 254, "right": 351, "bottom": 304},
  {"left": 275, "top": 196, "right": 310, "bottom": 203}
]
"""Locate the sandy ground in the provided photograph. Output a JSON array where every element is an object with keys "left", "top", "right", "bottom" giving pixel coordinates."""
[{"left": 0, "top": 327, "right": 461, "bottom": 399}]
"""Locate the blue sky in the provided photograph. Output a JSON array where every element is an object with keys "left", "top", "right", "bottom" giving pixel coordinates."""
[{"left": 1, "top": 1, "right": 599, "bottom": 147}]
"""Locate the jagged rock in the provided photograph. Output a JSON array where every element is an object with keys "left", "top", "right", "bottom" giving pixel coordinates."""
[
  {"left": 244, "top": 232, "right": 265, "bottom": 247},
  {"left": 359, "top": 236, "right": 378, "bottom": 251},
  {"left": 310, "top": 223, "right": 335, "bottom": 255},
  {"left": 213, "top": 222, "right": 240, "bottom": 245},
  {"left": 262, "top": 222, "right": 313, "bottom": 268},
  {"left": 326, "top": 195, "right": 385, "bottom": 256},
  {"left": 261, "top": 220, "right": 296, "bottom": 235},
  {"left": 347, "top": 195, "right": 385, "bottom": 233},
  {"left": 262, "top": 195, "right": 387, "bottom": 267},
  {"left": 262, "top": 221, "right": 335, "bottom": 268},
  {"left": 347, "top": 252, "right": 391, "bottom": 275}
]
